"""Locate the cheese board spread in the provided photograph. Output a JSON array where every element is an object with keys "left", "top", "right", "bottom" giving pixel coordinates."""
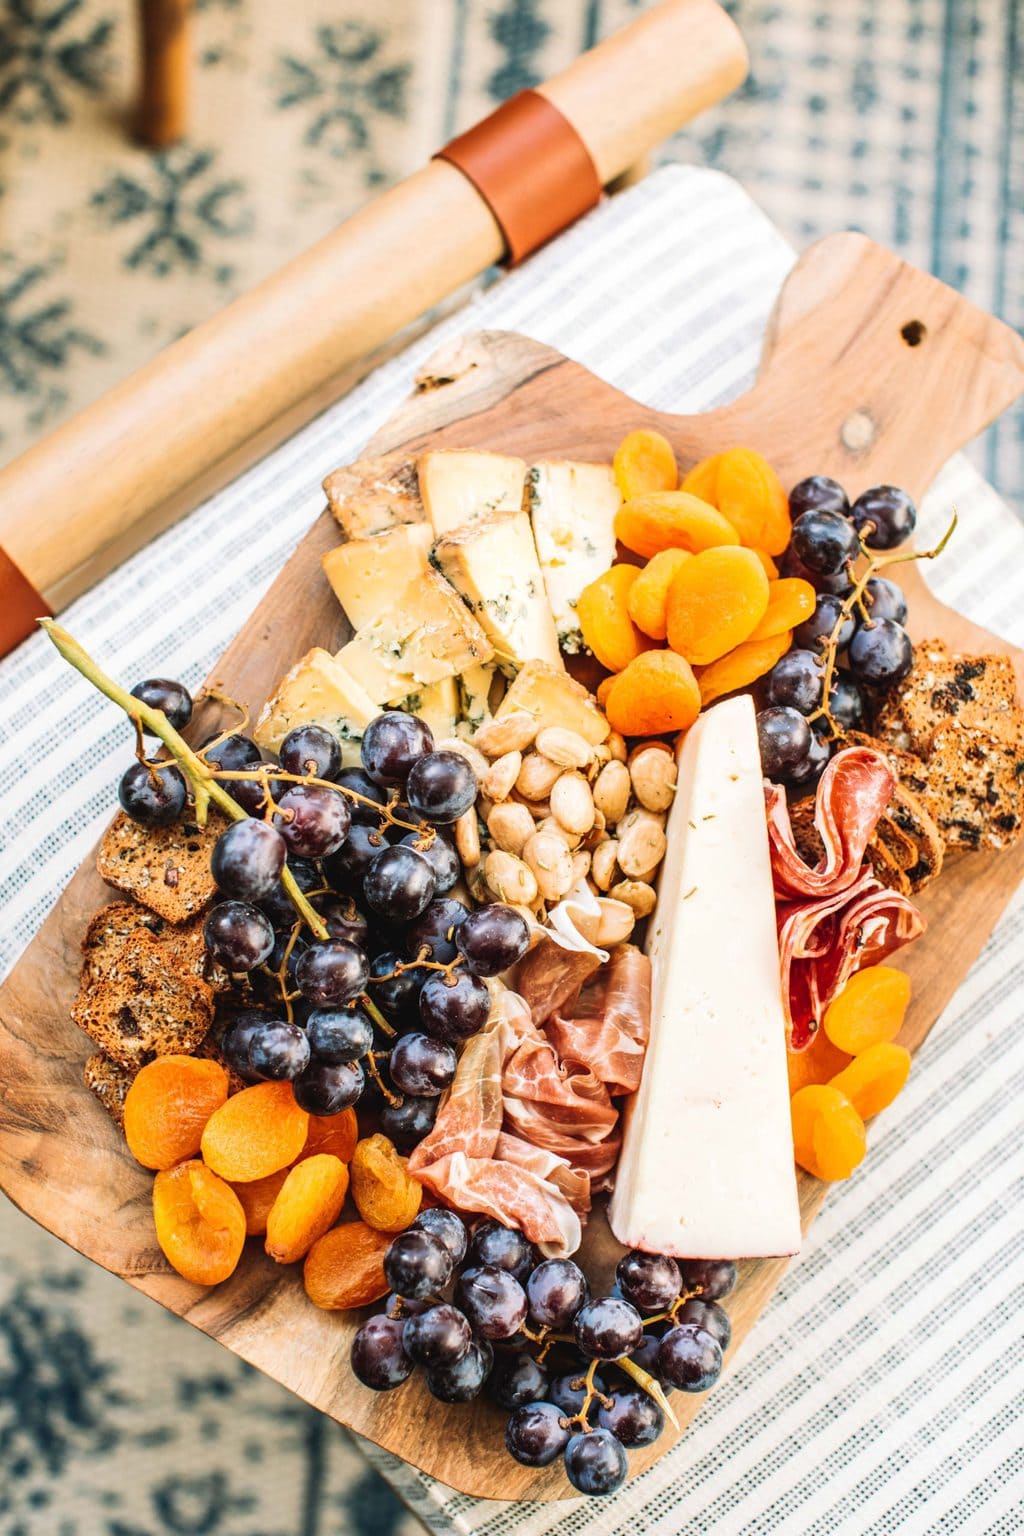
[{"left": 39, "top": 407, "right": 1024, "bottom": 1500}]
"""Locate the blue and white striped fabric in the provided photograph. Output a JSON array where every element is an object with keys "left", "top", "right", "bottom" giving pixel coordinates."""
[{"left": 1, "top": 167, "right": 1021, "bottom": 1534}]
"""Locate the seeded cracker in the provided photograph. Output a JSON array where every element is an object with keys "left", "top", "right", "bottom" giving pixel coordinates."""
[
  {"left": 874, "top": 639, "right": 1020, "bottom": 756},
  {"left": 83, "top": 1052, "right": 135, "bottom": 1128},
  {"left": 920, "top": 720, "right": 1024, "bottom": 851},
  {"left": 71, "top": 927, "right": 214, "bottom": 1072},
  {"left": 96, "top": 811, "right": 222, "bottom": 923}
]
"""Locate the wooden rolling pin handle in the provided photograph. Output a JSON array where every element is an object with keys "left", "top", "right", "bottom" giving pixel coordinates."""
[{"left": 436, "top": 91, "right": 602, "bottom": 266}]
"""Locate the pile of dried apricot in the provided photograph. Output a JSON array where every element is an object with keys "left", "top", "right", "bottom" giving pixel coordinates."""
[
  {"left": 788, "top": 964, "right": 913, "bottom": 1181},
  {"left": 582, "top": 429, "right": 807, "bottom": 737}
]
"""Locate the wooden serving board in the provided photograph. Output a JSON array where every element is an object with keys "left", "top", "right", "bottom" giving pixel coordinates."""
[{"left": 1, "top": 233, "right": 1023, "bottom": 1502}]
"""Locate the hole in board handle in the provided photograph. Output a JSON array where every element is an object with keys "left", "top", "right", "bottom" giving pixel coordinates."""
[{"left": 900, "top": 320, "right": 927, "bottom": 347}]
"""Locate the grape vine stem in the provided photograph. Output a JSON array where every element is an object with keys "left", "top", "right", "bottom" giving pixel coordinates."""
[{"left": 39, "top": 620, "right": 329, "bottom": 940}]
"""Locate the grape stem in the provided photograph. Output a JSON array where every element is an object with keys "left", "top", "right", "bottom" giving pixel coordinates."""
[
  {"left": 638, "top": 1287, "right": 701, "bottom": 1328},
  {"left": 359, "top": 992, "right": 396, "bottom": 1039},
  {"left": 566, "top": 1358, "right": 613, "bottom": 1432},
  {"left": 615, "top": 1357, "right": 680, "bottom": 1432},
  {"left": 807, "top": 510, "right": 958, "bottom": 741},
  {"left": 362, "top": 1046, "right": 402, "bottom": 1106},
  {"left": 38, "top": 620, "right": 329, "bottom": 941},
  {"left": 214, "top": 766, "right": 430, "bottom": 839}
]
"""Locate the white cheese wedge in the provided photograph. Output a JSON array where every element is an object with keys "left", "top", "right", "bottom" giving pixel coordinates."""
[
  {"left": 322, "top": 452, "right": 426, "bottom": 539},
  {"left": 608, "top": 695, "right": 801, "bottom": 1260},
  {"left": 419, "top": 450, "right": 527, "bottom": 537},
  {"left": 496, "top": 661, "right": 608, "bottom": 747},
  {"left": 321, "top": 523, "right": 433, "bottom": 631},
  {"left": 403, "top": 676, "right": 459, "bottom": 741},
  {"left": 336, "top": 570, "right": 493, "bottom": 707},
  {"left": 253, "top": 648, "right": 378, "bottom": 765},
  {"left": 528, "top": 461, "right": 621, "bottom": 654},
  {"left": 434, "top": 511, "right": 562, "bottom": 676}
]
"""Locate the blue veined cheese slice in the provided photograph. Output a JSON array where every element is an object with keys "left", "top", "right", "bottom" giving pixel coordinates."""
[
  {"left": 433, "top": 510, "right": 562, "bottom": 677},
  {"left": 253, "top": 648, "right": 378, "bottom": 765},
  {"left": 418, "top": 449, "right": 527, "bottom": 537},
  {"left": 321, "top": 523, "right": 434, "bottom": 632},
  {"left": 608, "top": 695, "right": 801, "bottom": 1259},
  {"left": 457, "top": 662, "right": 500, "bottom": 738},
  {"left": 399, "top": 676, "right": 459, "bottom": 742},
  {"left": 322, "top": 452, "right": 426, "bottom": 539},
  {"left": 528, "top": 460, "right": 621, "bottom": 655},
  {"left": 336, "top": 569, "right": 493, "bottom": 707}
]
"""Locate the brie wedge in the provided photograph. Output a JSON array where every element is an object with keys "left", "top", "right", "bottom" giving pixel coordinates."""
[
  {"left": 608, "top": 695, "right": 801, "bottom": 1259},
  {"left": 336, "top": 570, "right": 493, "bottom": 707},
  {"left": 321, "top": 523, "right": 433, "bottom": 632},
  {"left": 253, "top": 648, "right": 378, "bottom": 764},
  {"left": 323, "top": 452, "right": 426, "bottom": 539},
  {"left": 528, "top": 461, "right": 620, "bottom": 654},
  {"left": 418, "top": 450, "right": 527, "bottom": 537},
  {"left": 433, "top": 511, "right": 562, "bottom": 676}
]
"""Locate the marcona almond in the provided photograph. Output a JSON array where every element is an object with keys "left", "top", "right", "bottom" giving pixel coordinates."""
[
  {"left": 487, "top": 801, "right": 536, "bottom": 857},
  {"left": 596, "top": 898, "right": 636, "bottom": 946},
  {"left": 629, "top": 746, "right": 678, "bottom": 812},
  {"left": 607, "top": 732, "right": 628, "bottom": 763},
  {"left": 535, "top": 727, "right": 593, "bottom": 770},
  {"left": 533, "top": 815, "right": 580, "bottom": 850},
  {"left": 615, "top": 807, "right": 667, "bottom": 838},
  {"left": 550, "top": 772, "right": 596, "bottom": 838},
  {"left": 610, "top": 879, "right": 657, "bottom": 917},
  {"left": 435, "top": 737, "right": 489, "bottom": 780},
  {"left": 454, "top": 807, "right": 480, "bottom": 866},
  {"left": 467, "top": 864, "right": 491, "bottom": 905},
  {"left": 516, "top": 752, "right": 562, "bottom": 801},
  {"left": 582, "top": 808, "right": 607, "bottom": 850},
  {"left": 592, "top": 760, "right": 631, "bottom": 825},
  {"left": 522, "top": 831, "right": 574, "bottom": 903},
  {"left": 617, "top": 816, "right": 667, "bottom": 878},
  {"left": 627, "top": 738, "right": 674, "bottom": 766},
  {"left": 591, "top": 839, "right": 620, "bottom": 892},
  {"left": 474, "top": 711, "right": 538, "bottom": 757},
  {"left": 570, "top": 849, "right": 592, "bottom": 886},
  {"left": 482, "top": 750, "right": 522, "bottom": 803},
  {"left": 484, "top": 850, "right": 538, "bottom": 905}
]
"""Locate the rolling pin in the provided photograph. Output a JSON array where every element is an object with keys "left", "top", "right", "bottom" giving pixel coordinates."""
[{"left": 0, "top": 0, "right": 747, "bottom": 648}]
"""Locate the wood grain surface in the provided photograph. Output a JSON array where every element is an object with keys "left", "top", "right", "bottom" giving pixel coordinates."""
[{"left": 1, "top": 233, "right": 1023, "bottom": 1502}]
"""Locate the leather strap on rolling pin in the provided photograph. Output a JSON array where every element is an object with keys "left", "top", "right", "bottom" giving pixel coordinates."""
[
  {"left": 435, "top": 90, "right": 603, "bottom": 266},
  {"left": 0, "top": 548, "right": 50, "bottom": 654}
]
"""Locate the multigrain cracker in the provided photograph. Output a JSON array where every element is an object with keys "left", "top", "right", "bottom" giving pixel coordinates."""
[
  {"left": 83, "top": 1052, "right": 135, "bottom": 1128},
  {"left": 97, "top": 812, "right": 221, "bottom": 922},
  {"left": 72, "top": 928, "right": 213, "bottom": 1071},
  {"left": 874, "top": 640, "right": 1020, "bottom": 756},
  {"left": 919, "top": 721, "right": 1024, "bottom": 851}
]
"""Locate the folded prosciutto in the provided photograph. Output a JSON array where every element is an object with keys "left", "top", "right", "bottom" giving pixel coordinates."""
[
  {"left": 408, "top": 946, "right": 652, "bottom": 1256},
  {"left": 766, "top": 745, "right": 924, "bottom": 1048}
]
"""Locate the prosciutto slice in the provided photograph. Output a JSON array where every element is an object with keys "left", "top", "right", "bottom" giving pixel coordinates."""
[{"left": 767, "top": 746, "right": 896, "bottom": 899}]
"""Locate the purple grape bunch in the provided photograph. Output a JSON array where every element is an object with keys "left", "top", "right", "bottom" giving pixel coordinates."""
[
  {"left": 351, "top": 1219, "right": 737, "bottom": 1498},
  {"left": 757, "top": 477, "right": 918, "bottom": 788}
]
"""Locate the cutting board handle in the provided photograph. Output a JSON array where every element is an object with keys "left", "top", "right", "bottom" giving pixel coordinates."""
[{"left": 708, "top": 232, "right": 1024, "bottom": 503}]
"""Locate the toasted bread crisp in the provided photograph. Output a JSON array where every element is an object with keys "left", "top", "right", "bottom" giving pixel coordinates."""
[
  {"left": 919, "top": 721, "right": 1024, "bottom": 851},
  {"left": 83, "top": 899, "right": 229, "bottom": 992},
  {"left": 323, "top": 452, "right": 426, "bottom": 539},
  {"left": 97, "top": 812, "right": 221, "bottom": 923},
  {"left": 874, "top": 639, "right": 1020, "bottom": 756},
  {"left": 72, "top": 927, "right": 213, "bottom": 1071},
  {"left": 84, "top": 1052, "right": 135, "bottom": 1128}
]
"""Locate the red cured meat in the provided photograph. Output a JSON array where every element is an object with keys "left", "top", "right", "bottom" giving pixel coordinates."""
[{"left": 766, "top": 746, "right": 896, "bottom": 900}]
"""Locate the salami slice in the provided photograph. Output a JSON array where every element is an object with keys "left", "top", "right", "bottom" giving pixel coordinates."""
[{"left": 767, "top": 745, "right": 896, "bottom": 899}]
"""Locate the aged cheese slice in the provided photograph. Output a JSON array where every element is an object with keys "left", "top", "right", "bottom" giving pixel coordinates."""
[
  {"left": 336, "top": 570, "right": 493, "bottom": 707},
  {"left": 528, "top": 460, "right": 620, "bottom": 654},
  {"left": 253, "top": 648, "right": 378, "bottom": 765},
  {"left": 608, "top": 695, "right": 801, "bottom": 1259},
  {"left": 457, "top": 662, "right": 499, "bottom": 738},
  {"left": 321, "top": 523, "right": 433, "bottom": 631},
  {"left": 496, "top": 661, "right": 608, "bottom": 747},
  {"left": 434, "top": 511, "right": 562, "bottom": 676},
  {"left": 419, "top": 450, "right": 527, "bottom": 536},
  {"left": 403, "top": 676, "right": 459, "bottom": 742},
  {"left": 323, "top": 452, "right": 425, "bottom": 539}
]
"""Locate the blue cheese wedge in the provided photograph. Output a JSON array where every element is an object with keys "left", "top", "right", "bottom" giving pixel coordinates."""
[
  {"left": 253, "top": 648, "right": 378, "bottom": 765},
  {"left": 401, "top": 676, "right": 459, "bottom": 741},
  {"left": 608, "top": 695, "right": 801, "bottom": 1259},
  {"left": 321, "top": 523, "right": 434, "bottom": 631},
  {"left": 496, "top": 661, "right": 608, "bottom": 746},
  {"left": 433, "top": 511, "right": 562, "bottom": 676},
  {"left": 457, "top": 662, "right": 500, "bottom": 738},
  {"left": 418, "top": 449, "right": 527, "bottom": 536},
  {"left": 528, "top": 461, "right": 621, "bottom": 654},
  {"left": 323, "top": 452, "right": 426, "bottom": 539},
  {"left": 336, "top": 569, "right": 493, "bottom": 707}
]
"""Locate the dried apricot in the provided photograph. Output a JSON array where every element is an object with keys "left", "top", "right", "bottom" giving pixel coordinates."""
[
  {"left": 231, "top": 1168, "right": 291, "bottom": 1237},
  {"left": 715, "top": 448, "right": 792, "bottom": 555},
  {"left": 823, "top": 965, "right": 911, "bottom": 1055},
  {"left": 751, "top": 548, "right": 780, "bottom": 580},
  {"left": 200, "top": 1081, "right": 309, "bottom": 1183},
  {"left": 626, "top": 549, "right": 691, "bottom": 641},
  {"left": 350, "top": 1134, "right": 423, "bottom": 1232},
  {"left": 265, "top": 1153, "right": 349, "bottom": 1263},
  {"left": 604, "top": 650, "right": 701, "bottom": 738},
  {"left": 786, "top": 1030, "right": 852, "bottom": 1096},
  {"left": 616, "top": 492, "right": 739, "bottom": 561},
  {"left": 747, "top": 579, "right": 816, "bottom": 643},
  {"left": 829, "top": 1043, "right": 911, "bottom": 1119},
  {"left": 300, "top": 1108, "right": 359, "bottom": 1164},
  {"left": 124, "top": 1054, "right": 229, "bottom": 1171},
  {"left": 696, "top": 630, "right": 792, "bottom": 707},
  {"left": 790, "top": 1085, "right": 866, "bottom": 1181},
  {"left": 613, "top": 429, "right": 678, "bottom": 499},
  {"left": 666, "top": 546, "right": 770, "bottom": 665},
  {"left": 576, "top": 565, "right": 652, "bottom": 673},
  {"left": 596, "top": 674, "right": 617, "bottom": 709},
  {"left": 681, "top": 454, "right": 721, "bottom": 504},
  {"left": 153, "top": 1161, "right": 246, "bottom": 1285},
  {"left": 303, "top": 1220, "right": 391, "bottom": 1310}
]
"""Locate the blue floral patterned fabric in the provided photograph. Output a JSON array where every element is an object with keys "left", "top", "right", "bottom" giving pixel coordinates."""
[{"left": 1, "top": 4, "right": 1021, "bottom": 1534}]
